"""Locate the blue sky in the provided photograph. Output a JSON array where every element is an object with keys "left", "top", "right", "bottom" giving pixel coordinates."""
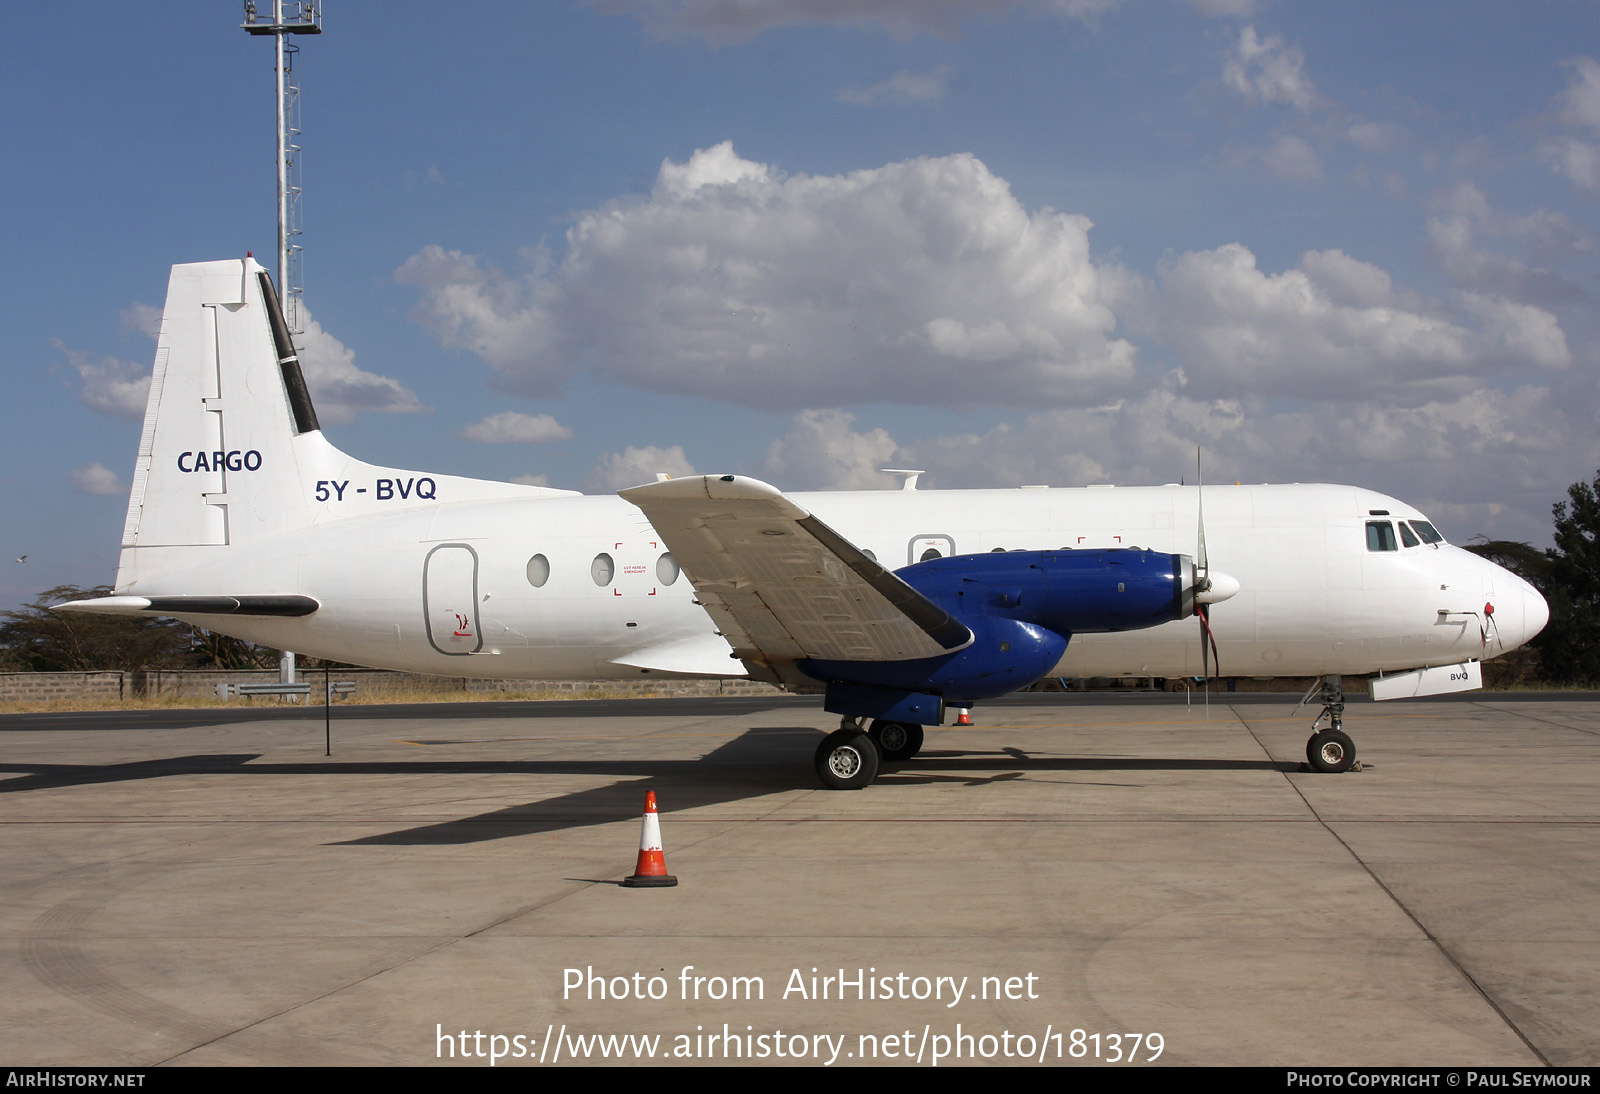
[{"left": 6, "top": 0, "right": 1600, "bottom": 609}]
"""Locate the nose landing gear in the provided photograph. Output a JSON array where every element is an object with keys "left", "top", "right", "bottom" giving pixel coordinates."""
[{"left": 1298, "top": 675, "right": 1361, "bottom": 773}]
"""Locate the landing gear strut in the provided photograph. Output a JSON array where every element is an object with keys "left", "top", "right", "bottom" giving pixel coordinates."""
[
  {"left": 815, "top": 719, "right": 880, "bottom": 790},
  {"left": 1298, "top": 674, "right": 1360, "bottom": 773}
]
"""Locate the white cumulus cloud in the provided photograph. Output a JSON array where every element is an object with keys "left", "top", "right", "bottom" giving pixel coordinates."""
[
  {"left": 837, "top": 68, "right": 951, "bottom": 106},
  {"left": 61, "top": 306, "right": 426, "bottom": 427},
  {"left": 1259, "top": 133, "right": 1323, "bottom": 181},
  {"left": 1136, "top": 243, "right": 1569, "bottom": 399},
  {"left": 295, "top": 308, "right": 429, "bottom": 425},
  {"left": 459, "top": 411, "right": 573, "bottom": 444},
  {"left": 1222, "top": 26, "right": 1316, "bottom": 110},
  {"left": 1540, "top": 135, "right": 1600, "bottom": 197},
  {"left": 590, "top": 0, "right": 1125, "bottom": 44},
  {"left": 399, "top": 142, "right": 1137, "bottom": 411},
  {"left": 1540, "top": 58, "right": 1600, "bottom": 196},
  {"left": 1425, "top": 183, "right": 1591, "bottom": 304},
  {"left": 61, "top": 345, "right": 151, "bottom": 421},
  {"left": 1557, "top": 56, "right": 1600, "bottom": 131},
  {"left": 881, "top": 387, "right": 1587, "bottom": 544},
  {"left": 585, "top": 445, "right": 697, "bottom": 492},
  {"left": 70, "top": 462, "right": 126, "bottom": 497},
  {"left": 762, "top": 409, "right": 902, "bottom": 489}
]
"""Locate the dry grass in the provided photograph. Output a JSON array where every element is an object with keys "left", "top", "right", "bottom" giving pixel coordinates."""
[{"left": 0, "top": 684, "right": 664, "bottom": 715}]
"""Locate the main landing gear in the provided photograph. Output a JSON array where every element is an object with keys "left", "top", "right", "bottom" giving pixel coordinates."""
[
  {"left": 813, "top": 717, "right": 927, "bottom": 789},
  {"left": 815, "top": 720, "right": 879, "bottom": 790},
  {"left": 1298, "top": 674, "right": 1360, "bottom": 773},
  {"left": 868, "top": 718, "right": 924, "bottom": 761}
]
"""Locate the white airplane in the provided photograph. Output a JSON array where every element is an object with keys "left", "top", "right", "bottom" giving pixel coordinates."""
[{"left": 60, "top": 257, "right": 1549, "bottom": 788}]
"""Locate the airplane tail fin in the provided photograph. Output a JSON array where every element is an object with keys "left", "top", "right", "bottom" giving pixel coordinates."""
[{"left": 115, "top": 257, "right": 571, "bottom": 590}]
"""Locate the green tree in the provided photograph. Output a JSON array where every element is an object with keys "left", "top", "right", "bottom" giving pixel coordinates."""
[
  {"left": 0, "top": 585, "right": 272, "bottom": 672},
  {"left": 1463, "top": 538, "right": 1551, "bottom": 587},
  {"left": 0, "top": 585, "right": 191, "bottom": 671},
  {"left": 1540, "top": 471, "right": 1600, "bottom": 685}
]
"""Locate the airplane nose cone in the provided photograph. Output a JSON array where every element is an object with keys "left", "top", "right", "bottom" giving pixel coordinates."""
[
  {"left": 1522, "top": 579, "right": 1549, "bottom": 642},
  {"left": 1490, "top": 573, "right": 1548, "bottom": 653},
  {"left": 1196, "top": 570, "right": 1240, "bottom": 605}
]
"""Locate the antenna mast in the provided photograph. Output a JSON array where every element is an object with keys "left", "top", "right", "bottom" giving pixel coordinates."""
[
  {"left": 242, "top": 1, "right": 321, "bottom": 335},
  {"left": 242, "top": 2, "right": 322, "bottom": 693}
]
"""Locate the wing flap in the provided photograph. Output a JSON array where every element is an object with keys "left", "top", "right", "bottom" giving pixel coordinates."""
[{"left": 609, "top": 632, "right": 747, "bottom": 676}]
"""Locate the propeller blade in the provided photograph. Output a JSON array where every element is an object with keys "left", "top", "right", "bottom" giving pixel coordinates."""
[{"left": 1196, "top": 446, "right": 1208, "bottom": 592}]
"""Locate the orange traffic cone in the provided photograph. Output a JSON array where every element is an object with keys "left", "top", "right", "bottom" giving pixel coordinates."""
[
  {"left": 622, "top": 790, "right": 678, "bottom": 888},
  {"left": 955, "top": 709, "right": 972, "bottom": 726}
]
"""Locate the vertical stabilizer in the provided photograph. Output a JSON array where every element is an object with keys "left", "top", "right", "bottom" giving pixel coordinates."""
[
  {"left": 121, "top": 258, "right": 283, "bottom": 555},
  {"left": 114, "top": 257, "right": 572, "bottom": 590}
]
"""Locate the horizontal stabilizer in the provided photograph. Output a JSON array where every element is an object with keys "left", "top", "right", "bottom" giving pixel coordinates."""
[{"left": 55, "top": 595, "right": 320, "bottom": 618}]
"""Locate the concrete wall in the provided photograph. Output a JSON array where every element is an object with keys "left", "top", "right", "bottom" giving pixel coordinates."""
[
  {"left": 0, "top": 672, "right": 131, "bottom": 703},
  {"left": 0, "top": 669, "right": 785, "bottom": 705}
]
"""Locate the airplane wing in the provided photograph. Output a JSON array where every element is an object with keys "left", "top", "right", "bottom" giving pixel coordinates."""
[{"left": 619, "top": 475, "right": 972, "bottom": 689}]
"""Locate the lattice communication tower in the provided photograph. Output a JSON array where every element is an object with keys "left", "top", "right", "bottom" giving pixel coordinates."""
[{"left": 242, "top": 1, "right": 322, "bottom": 335}]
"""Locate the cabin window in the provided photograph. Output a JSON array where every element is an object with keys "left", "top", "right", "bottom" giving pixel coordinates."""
[
  {"left": 920, "top": 547, "right": 942, "bottom": 561},
  {"left": 525, "top": 554, "right": 550, "bottom": 588},
  {"left": 656, "top": 552, "right": 680, "bottom": 586},
  {"left": 1411, "top": 520, "right": 1443, "bottom": 544},
  {"left": 591, "top": 553, "right": 615, "bottom": 586},
  {"left": 861, "top": 548, "right": 877, "bottom": 562},
  {"left": 1366, "top": 521, "right": 1398, "bottom": 552},
  {"left": 1399, "top": 522, "right": 1420, "bottom": 548}
]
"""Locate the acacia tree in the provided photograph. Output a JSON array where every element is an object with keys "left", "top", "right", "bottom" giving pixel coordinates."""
[
  {"left": 0, "top": 586, "right": 191, "bottom": 671},
  {"left": 1540, "top": 471, "right": 1600, "bottom": 684},
  {"left": 0, "top": 585, "right": 271, "bottom": 672}
]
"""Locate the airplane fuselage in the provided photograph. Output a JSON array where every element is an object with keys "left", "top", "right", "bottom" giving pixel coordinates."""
[{"left": 120, "top": 481, "right": 1544, "bottom": 685}]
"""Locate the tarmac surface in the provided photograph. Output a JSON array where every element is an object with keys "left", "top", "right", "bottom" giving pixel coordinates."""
[{"left": 2, "top": 691, "right": 1597, "bottom": 1068}]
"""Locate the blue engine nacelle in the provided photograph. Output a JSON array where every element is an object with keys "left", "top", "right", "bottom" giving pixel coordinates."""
[
  {"left": 901, "top": 548, "right": 1195, "bottom": 635},
  {"left": 805, "top": 549, "right": 1196, "bottom": 724}
]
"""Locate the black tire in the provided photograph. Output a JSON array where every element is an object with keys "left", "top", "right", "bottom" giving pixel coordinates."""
[
  {"left": 814, "top": 728, "right": 881, "bottom": 790},
  {"left": 1306, "top": 728, "right": 1356, "bottom": 773},
  {"left": 869, "top": 719, "right": 925, "bottom": 761}
]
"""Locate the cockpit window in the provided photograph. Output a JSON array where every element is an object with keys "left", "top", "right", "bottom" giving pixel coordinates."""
[
  {"left": 1399, "top": 522, "right": 1420, "bottom": 548},
  {"left": 1366, "top": 521, "right": 1398, "bottom": 552},
  {"left": 1410, "top": 520, "right": 1443, "bottom": 545}
]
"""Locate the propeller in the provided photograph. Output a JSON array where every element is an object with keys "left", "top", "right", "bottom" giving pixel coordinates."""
[{"left": 1192, "top": 448, "right": 1240, "bottom": 699}]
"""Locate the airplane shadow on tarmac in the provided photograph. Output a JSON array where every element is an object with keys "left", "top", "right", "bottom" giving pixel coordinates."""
[{"left": 0, "top": 726, "right": 1290, "bottom": 846}]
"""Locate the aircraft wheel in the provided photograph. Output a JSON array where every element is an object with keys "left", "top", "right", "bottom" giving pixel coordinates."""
[
  {"left": 815, "top": 728, "right": 880, "bottom": 790},
  {"left": 1306, "top": 728, "right": 1356, "bottom": 773},
  {"left": 869, "top": 719, "right": 924, "bottom": 761}
]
